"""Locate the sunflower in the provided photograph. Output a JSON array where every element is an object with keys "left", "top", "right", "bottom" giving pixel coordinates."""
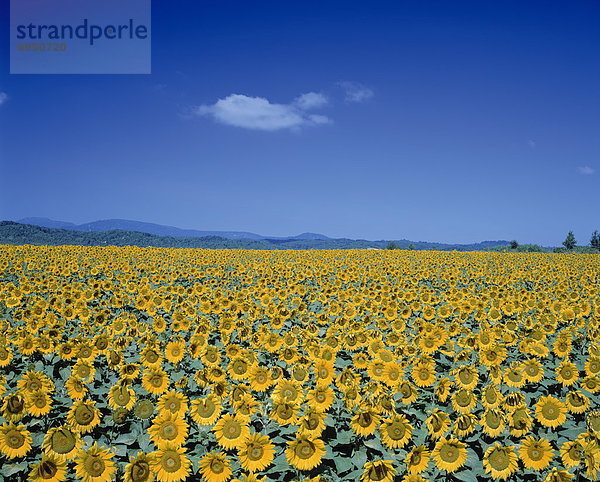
[
  {"left": 453, "top": 366, "right": 478, "bottom": 390},
  {"left": 2, "top": 392, "right": 27, "bottom": 421},
  {"left": 585, "top": 356, "right": 600, "bottom": 376},
  {"left": 238, "top": 431, "right": 275, "bottom": 472},
  {"left": 522, "top": 358, "right": 544, "bottom": 383},
  {"left": 435, "top": 377, "right": 452, "bottom": 403},
  {"left": 141, "top": 346, "right": 163, "bottom": 367},
  {"left": 432, "top": 438, "right": 468, "bottom": 473},
  {"left": 272, "top": 379, "right": 304, "bottom": 404},
  {"left": 504, "top": 365, "right": 526, "bottom": 388},
  {"left": 307, "top": 385, "right": 334, "bottom": 412},
  {"left": 164, "top": 340, "right": 186, "bottom": 364},
  {"left": 74, "top": 443, "right": 116, "bottom": 482},
  {"left": 397, "top": 381, "right": 419, "bottom": 405},
  {"left": 519, "top": 436, "right": 554, "bottom": 470},
  {"left": 483, "top": 443, "right": 518, "bottom": 480},
  {"left": 149, "top": 444, "right": 192, "bottom": 482},
  {"left": 508, "top": 406, "right": 533, "bottom": 437},
  {"left": 360, "top": 460, "right": 395, "bottom": 482},
  {"left": 28, "top": 454, "right": 68, "bottom": 482},
  {"left": 27, "top": 390, "right": 53, "bottom": 416},
  {"left": 191, "top": 395, "right": 222, "bottom": 426},
  {"left": 560, "top": 440, "right": 584, "bottom": 468},
  {"left": 454, "top": 414, "right": 478, "bottom": 438},
  {"left": 198, "top": 451, "right": 232, "bottom": 482},
  {"left": 412, "top": 362, "right": 436, "bottom": 388},
  {"left": 18, "top": 370, "right": 54, "bottom": 394},
  {"left": 481, "top": 409, "right": 506, "bottom": 438},
  {"left": 298, "top": 409, "right": 326, "bottom": 437},
  {"left": 566, "top": 391, "right": 590, "bottom": 414},
  {"left": 451, "top": 389, "right": 477, "bottom": 414},
  {"left": 72, "top": 360, "right": 96, "bottom": 383},
  {"left": 108, "top": 384, "right": 136, "bottom": 411},
  {"left": 382, "top": 362, "right": 403, "bottom": 388},
  {"left": 270, "top": 400, "right": 300, "bottom": 425},
  {"left": 556, "top": 361, "right": 579, "bottom": 386},
  {"left": 42, "top": 426, "right": 82, "bottom": 461},
  {"left": 142, "top": 368, "right": 170, "bottom": 396},
  {"left": 350, "top": 410, "right": 380, "bottom": 436},
  {"left": 313, "top": 360, "right": 335, "bottom": 385},
  {"left": 67, "top": 399, "right": 101, "bottom": 433},
  {"left": 134, "top": 399, "right": 156, "bottom": 420},
  {"left": 157, "top": 391, "right": 189, "bottom": 417},
  {"left": 542, "top": 468, "right": 574, "bottom": 482},
  {"left": 65, "top": 377, "right": 88, "bottom": 400},
  {"left": 426, "top": 409, "right": 450, "bottom": 440},
  {"left": 286, "top": 434, "right": 325, "bottom": 471},
  {"left": 248, "top": 366, "right": 274, "bottom": 392},
  {"left": 149, "top": 412, "right": 189, "bottom": 449},
  {"left": 581, "top": 375, "right": 600, "bottom": 393},
  {"left": 405, "top": 445, "right": 430, "bottom": 474},
  {"left": 229, "top": 357, "right": 253, "bottom": 381},
  {"left": 535, "top": 396, "right": 567, "bottom": 428},
  {"left": 380, "top": 414, "right": 413, "bottom": 449},
  {"left": 481, "top": 385, "right": 503, "bottom": 409},
  {"left": 0, "top": 422, "right": 32, "bottom": 458},
  {"left": 213, "top": 414, "right": 250, "bottom": 450}
]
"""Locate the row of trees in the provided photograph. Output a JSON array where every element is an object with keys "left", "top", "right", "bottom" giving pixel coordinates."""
[{"left": 562, "top": 230, "right": 600, "bottom": 250}]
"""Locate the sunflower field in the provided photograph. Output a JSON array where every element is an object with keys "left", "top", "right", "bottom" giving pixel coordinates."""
[{"left": 0, "top": 245, "right": 599, "bottom": 482}]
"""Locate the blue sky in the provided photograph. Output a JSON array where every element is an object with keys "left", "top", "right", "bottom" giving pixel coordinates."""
[{"left": 0, "top": 0, "right": 598, "bottom": 245}]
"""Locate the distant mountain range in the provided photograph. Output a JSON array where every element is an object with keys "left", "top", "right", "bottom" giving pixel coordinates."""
[
  {"left": 18, "top": 217, "right": 330, "bottom": 241},
  {"left": 0, "top": 218, "right": 512, "bottom": 251}
]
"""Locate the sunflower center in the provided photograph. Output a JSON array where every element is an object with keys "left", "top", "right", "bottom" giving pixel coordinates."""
[
  {"left": 528, "top": 445, "right": 542, "bottom": 461},
  {"left": 410, "top": 452, "right": 422, "bottom": 465},
  {"left": 160, "top": 421, "right": 178, "bottom": 440},
  {"left": 485, "top": 389, "right": 497, "bottom": 404},
  {"left": 386, "top": 421, "right": 406, "bottom": 440},
  {"left": 51, "top": 429, "right": 76, "bottom": 454},
  {"left": 161, "top": 451, "right": 181, "bottom": 472},
  {"left": 35, "top": 397, "right": 47, "bottom": 408},
  {"left": 295, "top": 440, "right": 316, "bottom": 459},
  {"left": 39, "top": 460, "right": 58, "bottom": 479},
  {"left": 277, "top": 405, "right": 293, "bottom": 419},
  {"left": 233, "top": 360, "right": 247, "bottom": 374},
  {"left": 486, "top": 412, "right": 501, "bottom": 429},
  {"left": 248, "top": 443, "right": 264, "bottom": 461},
  {"left": 74, "top": 405, "right": 94, "bottom": 425},
  {"left": 197, "top": 400, "right": 215, "bottom": 417},
  {"left": 6, "top": 430, "right": 25, "bottom": 448},
  {"left": 223, "top": 421, "right": 241, "bottom": 439},
  {"left": 367, "top": 464, "right": 389, "bottom": 481},
  {"left": 456, "top": 390, "right": 472, "bottom": 407},
  {"left": 315, "top": 391, "right": 326, "bottom": 403},
  {"left": 542, "top": 404, "right": 558, "bottom": 420},
  {"left": 7, "top": 396, "right": 25, "bottom": 414},
  {"left": 114, "top": 388, "right": 130, "bottom": 405},
  {"left": 358, "top": 413, "right": 372, "bottom": 427},
  {"left": 150, "top": 375, "right": 164, "bottom": 387},
  {"left": 166, "top": 399, "right": 180, "bottom": 412},
  {"left": 84, "top": 456, "right": 105, "bottom": 476},
  {"left": 488, "top": 449, "right": 509, "bottom": 470},
  {"left": 440, "top": 444, "right": 459, "bottom": 463},
  {"left": 210, "top": 459, "right": 224, "bottom": 473},
  {"left": 146, "top": 351, "right": 159, "bottom": 363}
]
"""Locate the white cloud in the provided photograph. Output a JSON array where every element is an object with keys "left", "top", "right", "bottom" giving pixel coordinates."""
[
  {"left": 577, "top": 166, "right": 595, "bottom": 175},
  {"left": 294, "top": 92, "right": 328, "bottom": 110},
  {"left": 0, "top": 92, "right": 8, "bottom": 105},
  {"left": 338, "top": 81, "right": 374, "bottom": 103},
  {"left": 195, "top": 92, "right": 331, "bottom": 131}
]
